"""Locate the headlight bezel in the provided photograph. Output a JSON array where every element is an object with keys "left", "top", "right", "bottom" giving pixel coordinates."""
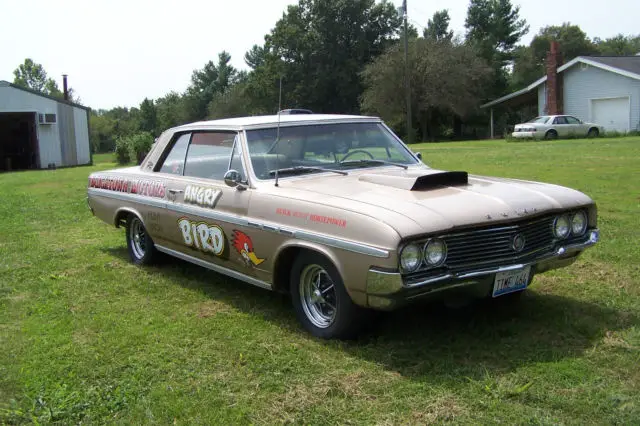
[
  {"left": 399, "top": 243, "right": 422, "bottom": 273},
  {"left": 423, "top": 238, "right": 447, "bottom": 267},
  {"left": 571, "top": 211, "right": 588, "bottom": 236},
  {"left": 553, "top": 214, "right": 572, "bottom": 239}
]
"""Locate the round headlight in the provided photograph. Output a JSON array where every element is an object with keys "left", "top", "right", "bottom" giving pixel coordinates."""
[
  {"left": 554, "top": 215, "right": 571, "bottom": 239},
  {"left": 571, "top": 211, "right": 587, "bottom": 236},
  {"left": 400, "top": 244, "right": 422, "bottom": 273},
  {"left": 424, "top": 238, "right": 447, "bottom": 266}
]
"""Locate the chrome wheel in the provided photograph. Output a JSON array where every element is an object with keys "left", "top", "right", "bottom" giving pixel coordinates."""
[
  {"left": 129, "top": 217, "right": 147, "bottom": 260},
  {"left": 299, "top": 264, "right": 337, "bottom": 328}
]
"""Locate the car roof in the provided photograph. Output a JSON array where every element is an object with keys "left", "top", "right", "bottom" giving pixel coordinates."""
[{"left": 172, "top": 114, "right": 381, "bottom": 131}]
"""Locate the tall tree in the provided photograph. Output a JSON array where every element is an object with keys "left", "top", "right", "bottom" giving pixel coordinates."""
[
  {"left": 185, "top": 51, "right": 238, "bottom": 121},
  {"left": 361, "top": 38, "right": 491, "bottom": 140},
  {"left": 13, "top": 58, "right": 81, "bottom": 102},
  {"left": 244, "top": 44, "right": 267, "bottom": 69},
  {"left": 253, "top": 0, "right": 402, "bottom": 114},
  {"left": 155, "top": 92, "right": 189, "bottom": 132},
  {"left": 139, "top": 98, "right": 158, "bottom": 136},
  {"left": 13, "top": 58, "right": 60, "bottom": 95},
  {"left": 511, "top": 23, "right": 597, "bottom": 89},
  {"left": 595, "top": 34, "right": 640, "bottom": 55},
  {"left": 465, "top": 0, "right": 529, "bottom": 96},
  {"left": 423, "top": 10, "right": 453, "bottom": 42}
]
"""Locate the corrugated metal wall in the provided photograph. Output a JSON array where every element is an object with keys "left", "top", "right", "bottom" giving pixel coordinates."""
[
  {"left": 57, "top": 103, "right": 78, "bottom": 166},
  {"left": 0, "top": 83, "right": 91, "bottom": 168},
  {"left": 0, "top": 85, "right": 62, "bottom": 167},
  {"left": 73, "top": 108, "right": 91, "bottom": 165}
]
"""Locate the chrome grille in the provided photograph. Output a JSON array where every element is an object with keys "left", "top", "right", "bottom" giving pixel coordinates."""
[{"left": 442, "top": 215, "right": 556, "bottom": 271}]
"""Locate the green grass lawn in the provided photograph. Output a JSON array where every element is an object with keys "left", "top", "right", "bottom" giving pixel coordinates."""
[{"left": 1, "top": 137, "right": 639, "bottom": 424}]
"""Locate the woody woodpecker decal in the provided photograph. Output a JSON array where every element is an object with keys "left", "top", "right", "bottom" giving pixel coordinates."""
[{"left": 232, "top": 230, "right": 265, "bottom": 267}]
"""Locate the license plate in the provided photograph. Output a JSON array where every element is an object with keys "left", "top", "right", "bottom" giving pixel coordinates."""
[{"left": 492, "top": 266, "right": 531, "bottom": 297}]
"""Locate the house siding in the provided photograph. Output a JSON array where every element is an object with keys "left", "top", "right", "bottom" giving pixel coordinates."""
[
  {"left": 538, "top": 84, "right": 546, "bottom": 116},
  {"left": 563, "top": 64, "right": 640, "bottom": 130}
]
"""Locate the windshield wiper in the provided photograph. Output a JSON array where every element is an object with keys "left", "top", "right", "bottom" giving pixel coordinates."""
[
  {"left": 268, "top": 166, "right": 348, "bottom": 176},
  {"left": 339, "top": 159, "right": 408, "bottom": 169}
]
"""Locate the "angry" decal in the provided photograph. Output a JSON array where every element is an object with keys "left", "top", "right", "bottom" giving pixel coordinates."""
[{"left": 232, "top": 230, "right": 265, "bottom": 266}]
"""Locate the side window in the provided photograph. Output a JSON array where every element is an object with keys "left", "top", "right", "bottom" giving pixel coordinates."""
[
  {"left": 158, "top": 133, "right": 191, "bottom": 175},
  {"left": 183, "top": 132, "right": 238, "bottom": 180},
  {"left": 566, "top": 116, "right": 581, "bottom": 125},
  {"left": 553, "top": 116, "right": 568, "bottom": 125}
]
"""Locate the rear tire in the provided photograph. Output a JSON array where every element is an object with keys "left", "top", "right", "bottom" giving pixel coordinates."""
[
  {"left": 587, "top": 128, "right": 599, "bottom": 138},
  {"left": 290, "top": 251, "right": 370, "bottom": 339},
  {"left": 545, "top": 130, "right": 558, "bottom": 140},
  {"left": 125, "top": 214, "right": 158, "bottom": 265}
]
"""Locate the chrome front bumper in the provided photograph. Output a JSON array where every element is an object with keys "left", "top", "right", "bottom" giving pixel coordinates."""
[{"left": 366, "top": 229, "right": 599, "bottom": 309}]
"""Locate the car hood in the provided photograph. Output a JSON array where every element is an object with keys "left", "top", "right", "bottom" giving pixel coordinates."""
[{"left": 273, "top": 167, "right": 593, "bottom": 236}]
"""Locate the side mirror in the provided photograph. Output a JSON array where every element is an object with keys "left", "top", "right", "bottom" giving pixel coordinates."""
[
  {"left": 224, "top": 170, "right": 246, "bottom": 189},
  {"left": 414, "top": 152, "right": 422, "bottom": 160}
]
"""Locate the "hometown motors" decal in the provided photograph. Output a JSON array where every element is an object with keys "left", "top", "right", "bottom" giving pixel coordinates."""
[{"left": 88, "top": 175, "right": 166, "bottom": 199}]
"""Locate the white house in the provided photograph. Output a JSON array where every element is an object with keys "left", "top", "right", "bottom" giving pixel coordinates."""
[
  {"left": 0, "top": 79, "right": 91, "bottom": 171},
  {"left": 482, "top": 42, "right": 640, "bottom": 137}
]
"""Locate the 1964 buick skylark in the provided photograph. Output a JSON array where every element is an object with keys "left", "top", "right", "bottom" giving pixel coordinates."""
[{"left": 87, "top": 114, "right": 599, "bottom": 338}]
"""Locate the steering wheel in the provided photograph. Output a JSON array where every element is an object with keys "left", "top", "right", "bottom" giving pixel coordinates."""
[{"left": 341, "top": 149, "right": 375, "bottom": 162}]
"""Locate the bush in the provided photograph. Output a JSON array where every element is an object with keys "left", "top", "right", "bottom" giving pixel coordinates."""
[
  {"left": 127, "top": 132, "right": 154, "bottom": 164},
  {"left": 115, "top": 137, "right": 130, "bottom": 165},
  {"left": 114, "top": 132, "right": 154, "bottom": 165}
]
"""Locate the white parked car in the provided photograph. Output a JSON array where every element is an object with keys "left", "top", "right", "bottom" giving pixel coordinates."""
[{"left": 512, "top": 115, "right": 604, "bottom": 140}]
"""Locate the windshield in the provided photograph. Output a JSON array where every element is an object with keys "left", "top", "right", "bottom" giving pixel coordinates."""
[
  {"left": 527, "top": 116, "right": 551, "bottom": 124},
  {"left": 245, "top": 122, "right": 418, "bottom": 180}
]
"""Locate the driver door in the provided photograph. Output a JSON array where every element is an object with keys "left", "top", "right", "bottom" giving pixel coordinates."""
[{"left": 154, "top": 131, "right": 253, "bottom": 273}]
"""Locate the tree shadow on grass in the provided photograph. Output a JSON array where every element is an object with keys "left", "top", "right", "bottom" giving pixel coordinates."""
[
  {"left": 103, "top": 247, "right": 636, "bottom": 381},
  {"left": 346, "top": 293, "right": 636, "bottom": 381}
]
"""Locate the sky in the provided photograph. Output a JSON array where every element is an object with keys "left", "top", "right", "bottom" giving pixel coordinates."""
[{"left": 1, "top": 0, "right": 638, "bottom": 110}]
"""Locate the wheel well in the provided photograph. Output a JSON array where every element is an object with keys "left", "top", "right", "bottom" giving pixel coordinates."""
[
  {"left": 546, "top": 129, "right": 557, "bottom": 135},
  {"left": 272, "top": 246, "right": 303, "bottom": 293},
  {"left": 272, "top": 246, "right": 338, "bottom": 294},
  {"left": 588, "top": 127, "right": 599, "bottom": 133},
  {"left": 114, "top": 209, "right": 134, "bottom": 228}
]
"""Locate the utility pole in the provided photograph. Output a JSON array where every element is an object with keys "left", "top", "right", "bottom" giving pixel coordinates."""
[{"left": 403, "top": 0, "right": 413, "bottom": 143}]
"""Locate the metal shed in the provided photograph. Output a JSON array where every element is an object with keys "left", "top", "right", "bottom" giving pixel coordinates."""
[{"left": 0, "top": 80, "right": 91, "bottom": 171}]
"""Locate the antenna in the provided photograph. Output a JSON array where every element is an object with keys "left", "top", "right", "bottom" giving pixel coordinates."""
[{"left": 275, "top": 76, "right": 283, "bottom": 187}]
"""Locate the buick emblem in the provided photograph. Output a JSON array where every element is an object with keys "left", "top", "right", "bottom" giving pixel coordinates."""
[{"left": 512, "top": 233, "right": 526, "bottom": 252}]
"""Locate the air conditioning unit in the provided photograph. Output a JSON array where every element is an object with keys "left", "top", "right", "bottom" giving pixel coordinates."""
[{"left": 38, "top": 113, "right": 57, "bottom": 124}]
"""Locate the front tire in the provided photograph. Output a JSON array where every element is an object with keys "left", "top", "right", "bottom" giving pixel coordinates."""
[
  {"left": 587, "top": 128, "right": 599, "bottom": 138},
  {"left": 125, "top": 214, "right": 158, "bottom": 265},
  {"left": 290, "top": 251, "right": 369, "bottom": 339},
  {"left": 545, "top": 130, "right": 558, "bottom": 140}
]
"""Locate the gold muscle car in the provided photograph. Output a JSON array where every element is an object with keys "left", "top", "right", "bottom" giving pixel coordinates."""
[{"left": 87, "top": 114, "right": 599, "bottom": 339}]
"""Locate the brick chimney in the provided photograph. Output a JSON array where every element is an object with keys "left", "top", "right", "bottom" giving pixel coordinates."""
[{"left": 545, "top": 41, "right": 563, "bottom": 115}]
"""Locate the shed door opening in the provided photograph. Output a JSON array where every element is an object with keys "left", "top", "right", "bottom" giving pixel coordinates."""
[{"left": 0, "top": 112, "right": 39, "bottom": 171}]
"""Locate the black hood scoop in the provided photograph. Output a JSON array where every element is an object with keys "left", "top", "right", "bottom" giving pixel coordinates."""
[
  {"left": 411, "top": 171, "right": 468, "bottom": 191},
  {"left": 358, "top": 170, "right": 469, "bottom": 191}
]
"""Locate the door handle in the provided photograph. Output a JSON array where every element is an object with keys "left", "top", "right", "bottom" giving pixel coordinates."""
[{"left": 168, "top": 189, "right": 184, "bottom": 194}]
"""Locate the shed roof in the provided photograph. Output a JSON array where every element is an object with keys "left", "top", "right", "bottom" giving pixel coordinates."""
[{"left": 0, "top": 80, "right": 91, "bottom": 111}]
